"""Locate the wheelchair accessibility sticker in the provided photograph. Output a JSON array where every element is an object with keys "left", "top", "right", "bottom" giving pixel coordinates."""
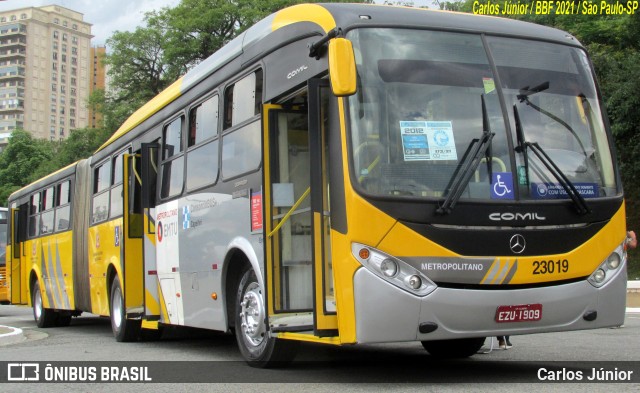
[{"left": 491, "top": 172, "right": 514, "bottom": 200}]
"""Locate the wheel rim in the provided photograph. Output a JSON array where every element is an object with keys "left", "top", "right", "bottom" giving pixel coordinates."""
[
  {"left": 34, "top": 288, "right": 42, "bottom": 320},
  {"left": 112, "top": 286, "right": 123, "bottom": 329},
  {"left": 239, "top": 282, "right": 266, "bottom": 347}
]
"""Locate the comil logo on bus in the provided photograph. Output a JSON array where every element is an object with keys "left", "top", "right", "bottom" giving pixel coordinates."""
[
  {"left": 489, "top": 212, "right": 546, "bottom": 221},
  {"left": 287, "top": 65, "right": 308, "bottom": 80}
]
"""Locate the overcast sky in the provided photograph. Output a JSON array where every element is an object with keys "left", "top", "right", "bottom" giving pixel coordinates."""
[
  {"left": 0, "top": 0, "right": 438, "bottom": 46},
  {"left": 0, "top": 0, "right": 181, "bottom": 45}
]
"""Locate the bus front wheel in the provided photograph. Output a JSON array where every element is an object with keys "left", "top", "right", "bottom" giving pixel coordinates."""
[
  {"left": 234, "top": 268, "right": 298, "bottom": 367},
  {"left": 109, "top": 275, "right": 141, "bottom": 342},
  {"left": 421, "top": 337, "right": 485, "bottom": 358}
]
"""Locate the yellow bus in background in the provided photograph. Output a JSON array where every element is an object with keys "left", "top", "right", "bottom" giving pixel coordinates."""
[
  {"left": 0, "top": 207, "right": 8, "bottom": 304},
  {"left": 7, "top": 4, "right": 628, "bottom": 366}
]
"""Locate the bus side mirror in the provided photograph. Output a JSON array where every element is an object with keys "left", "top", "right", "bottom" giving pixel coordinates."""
[{"left": 328, "top": 38, "right": 357, "bottom": 97}]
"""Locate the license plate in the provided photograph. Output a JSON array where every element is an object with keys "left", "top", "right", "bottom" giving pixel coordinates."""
[{"left": 495, "top": 303, "right": 542, "bottom": 323}]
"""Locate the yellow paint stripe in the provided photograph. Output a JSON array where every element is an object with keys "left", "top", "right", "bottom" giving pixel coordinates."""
[
  {"left": 277, "top": 332, "right": 341, "bottom": 345},
  {"left": 144, "top": 287, "right": 161, "bottom": 316},
  {"left": 49, "top": 238, "right": 66, "bottom": 309},
  {"left": 480, "top": 258, "right": 499, "bottom": 284},
  {"left": 141, "top": 319, "right": 159, "bottom": 330},
  {"left": 272, "top": 4, "right": 336, "bottom": 34},
  {"left": 157, "top": 280, "right": 170, "bottom": 323}
]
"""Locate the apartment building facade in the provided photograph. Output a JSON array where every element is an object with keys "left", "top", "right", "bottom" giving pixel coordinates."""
[
  {"left": 0, "top": 5, "right": 92, "bottom": 140},
  {"left": 89, "top": 45, "right": 105, "bottom": 129}
]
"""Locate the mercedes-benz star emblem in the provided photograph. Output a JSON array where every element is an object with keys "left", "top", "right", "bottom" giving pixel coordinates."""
[{"left": 509, "top": 234, "right": 526, "bottom": 254}]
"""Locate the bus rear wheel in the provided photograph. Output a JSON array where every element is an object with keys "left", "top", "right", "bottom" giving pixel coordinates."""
[
  {"left": 421, "top": 337, "right": 485, "bottom": 358},
  {"left": 110, "top": 275, "right": 141, "bottom": 342},
  {"left": 234, "top": 268, "right": 298, "bottom": 367},
  {"left": 32, "top": 281, "right": 56, "bottom": 328}
]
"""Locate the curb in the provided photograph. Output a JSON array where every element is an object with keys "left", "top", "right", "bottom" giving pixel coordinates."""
[{"left": 0, "top": 325, "right": 25, "bottom": 346}]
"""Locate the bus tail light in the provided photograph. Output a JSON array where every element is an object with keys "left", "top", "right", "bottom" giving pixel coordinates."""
[
  {"left": 588, "top": 243, "right": 625, "bottom": 288},
  {"left": 352, "top": 243, "right": 436, "bottom": 296}
]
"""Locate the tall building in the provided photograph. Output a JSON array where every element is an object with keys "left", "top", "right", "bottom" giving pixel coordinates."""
[
  {"left": 0, "top": 5, "right": 92, "bottom": 140},
  {"left": 89, "top": 45, "right": 105, "bottom": 129}
]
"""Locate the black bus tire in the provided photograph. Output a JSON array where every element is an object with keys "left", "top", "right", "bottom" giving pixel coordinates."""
[
  {"left": 421, "top": 337, "right": 486, "bottom": 358},
  {"left": 32, "top": 281, "right": 56, "bottom": 328},
  {"left": 110, "top": 275, "right": 141, "bottom": 342},
  {"left": 234, "top": 268, "right": 298, "bottom": 367}
]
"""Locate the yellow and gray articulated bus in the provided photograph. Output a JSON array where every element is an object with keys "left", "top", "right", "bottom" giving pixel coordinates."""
[{"left": 7, "top": 4, "right": 628, "bottom": 366}]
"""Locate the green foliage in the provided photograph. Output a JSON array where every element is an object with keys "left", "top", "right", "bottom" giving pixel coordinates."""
[
  {"left": 0, "top": 128, "right": 111, "bottom": 206},
  {"left": 0, "top": 130, "right": 54, "bottom": 204},
  {"left": 100, "top": 0, "right": 364, "bottom": 134}
]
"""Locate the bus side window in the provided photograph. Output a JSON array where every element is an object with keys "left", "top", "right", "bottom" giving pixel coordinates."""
[
  {"left": 189, "top": 95, "right": 218, "bottom": 147},
  {"left": 160, "top": 116, "right": 185, "bottom": 199},
  {"left": 28, "top": 192, "right": 41, "bottom": 238},
  {"left": 187, "top": 95, "right": 219, "bottom": 191},
  {"left": 110, "top": 152, "right": 125, "bottom": 218},
  {"left": 40, "top": 186, "right": 55, "bottom": 235},
  {"left": 92, "top": 161, "right": 111, "bottom": 224},
  {"left": 55, "top": 180, "right": 71, "bottom": 231},
  {"left": 223, "top": 69, "right": 263, "bottom": 130}
]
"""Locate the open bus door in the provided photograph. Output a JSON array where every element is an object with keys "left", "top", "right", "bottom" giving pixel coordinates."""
[
  {"left": 264, "top": 79, "right": 338, "bottom": 339},
  {"left": 122, "top": 153, "right": 144, "bottom": 317},
  {"left": 139, "top": 144, "right": 161, "bottom": 326},
  {"left": 10, "top": 205, "right": 28, "bottom": 304}
]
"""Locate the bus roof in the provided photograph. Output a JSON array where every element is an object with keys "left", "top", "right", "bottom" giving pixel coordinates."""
[
  {"left": 8, "top": 160, "right": 81, "bottom": 202},
  {"left": 95, "top": 3, "right": 337, "bottom": 153},
  {"left": 95, "top": 3, "right": 579, "bottom": 154}
]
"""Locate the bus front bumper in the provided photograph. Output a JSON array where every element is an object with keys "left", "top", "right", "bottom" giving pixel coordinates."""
[{"left": 353, "top": 267, "right": 627, "bottom": 343}]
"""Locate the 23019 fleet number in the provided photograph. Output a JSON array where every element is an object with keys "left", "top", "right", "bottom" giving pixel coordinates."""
[{"left": 532, "top": 259, "right": 569, "bottom": 275}]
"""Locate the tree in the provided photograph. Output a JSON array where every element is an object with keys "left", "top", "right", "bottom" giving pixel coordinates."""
[
  {"left": 105, "top": 25, "right": 170, "bottom": 105},
  {"left": 101, "top": 0, "right": 366, "bottom": 131},
  {"left": 0, "top": 130, "right": 54, "bottom": 204},
  {"left": 54, "top": 127, "right": 112, "bottom": 167}
]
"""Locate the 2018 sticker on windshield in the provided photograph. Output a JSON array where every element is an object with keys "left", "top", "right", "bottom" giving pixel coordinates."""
[{"left": 399, "top": 121, "right": 457, "bottom": 161}]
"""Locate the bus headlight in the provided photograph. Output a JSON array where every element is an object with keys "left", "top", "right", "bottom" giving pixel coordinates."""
[
  {"left": 592, "top": 269, "right": 606, "bottom": 283},
  {"left": 406, "top": 275, "right": 422, "bottom": 290},
  {"left": 380, "top": 259, "right": 398, "bottom": 277},
  {"left": 352, "top": 243, "right": 436, "bottom": 296},
  {"left": 588, "top": 243, "right": 626, "bottom": 288},
  {"left": 606, "top": 253, "right": 621, "bottom": 270}
]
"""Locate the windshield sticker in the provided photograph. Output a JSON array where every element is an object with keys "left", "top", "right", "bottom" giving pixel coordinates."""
[
  {"left": 517, "top": 166, "right": 528, "bottom": 185},
  {"left": 491, "top": 172, "right": 515, "bottom": 200},
  {"left": 400, "top": 121, "right": 458, "bottom": 161},
  {"left": 400, "top": 121, "right": 430, "bottom": 161},
  {"left": 427, "top": 121, "right": 457, "bottom": 160},
  {"left": 531, "top": 182, "right": 599, "bottom": 199},
  {"left": 483, "top": 77, "right": 495, "bottom": 94}
]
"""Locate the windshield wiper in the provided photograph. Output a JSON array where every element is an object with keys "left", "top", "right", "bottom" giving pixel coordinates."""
[
  {"left": 515, "top": 82, "right": 591, "bottom": 214},
  {"left": 518, "top": 81, "right": 588, "bottom": 157},
  {"left": 514, "top": 104, "right": 529, "bottom": 185},
  {"left": 437, "top": 95, "right": 494, "bottom": 215},
  {"left": 526, "top": 142, "right": 590, "bottom": 215}
]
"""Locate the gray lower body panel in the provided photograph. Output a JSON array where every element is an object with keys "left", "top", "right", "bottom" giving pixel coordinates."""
[{"left": 353, "top": 267, "right": 627, "bottom": 343}]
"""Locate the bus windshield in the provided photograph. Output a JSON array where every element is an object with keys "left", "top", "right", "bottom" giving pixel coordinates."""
[{"left": 347, "top": 28, "right": 617, "bottom": 203}]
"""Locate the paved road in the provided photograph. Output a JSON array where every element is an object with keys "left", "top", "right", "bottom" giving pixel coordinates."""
[{"left": 1, "top": 305, "right": 639, "bottom": 392}]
